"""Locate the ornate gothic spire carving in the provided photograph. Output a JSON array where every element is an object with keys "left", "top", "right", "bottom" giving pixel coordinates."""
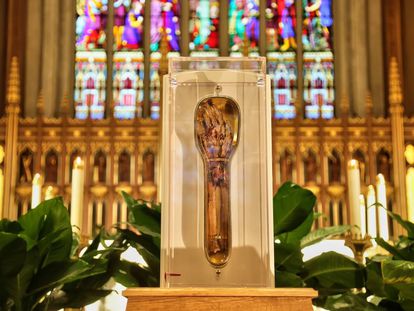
[
  {"left": 365, "top": 91, "right": 373, "bottom": 116},
  {"left": 340, "top": 94, "right": 350, "bottom": 116},
  {"left": 36, "top": 90, "right": 45, "bottom": 116},
  {"left": 6, "top": 57, "right": 20, "bottom": 106},
  {"left": 389, "top": 57, "right": 403, "bottom": 106}
]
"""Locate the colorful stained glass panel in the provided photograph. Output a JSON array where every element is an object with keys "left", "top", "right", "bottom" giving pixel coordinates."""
[
  {"left": 76, "top": 0, "right": 108, "bottom": 50},
  {"left": 265, "top": 0, "right": 297, "bottom": 52},
  {"left": 267, "top": 52, "right": 297, "bottom": 119},
  {"left": 150, "top": 0, "right": 181, "bottom": 53},
  {"left": 189, "top": 0, "right": 219, "bottom": 55},
  {"left": 303, "top": 51, "right": 334, "bottom": 119},
  {"left": 228, "top": 0, "right": 260, "bottom": 54},
  {"left": 113, "top": 51, "right": 144, "bottom": 119},
  {"left": 74, "top": 51, "right": 107, "bottom": 120},
  {"left": 302, "top": 0, "right": 333, "bottom": 51},
  {"left": 113, "top": 0, "right": 145, "bottom": 50},
  {"left": 75, "top": 0, "right": 108, "bottom": 119}
]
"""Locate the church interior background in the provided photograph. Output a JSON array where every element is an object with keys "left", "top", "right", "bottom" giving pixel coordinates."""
[{"left": 1, "top": 0, "right": 414, "bottom": 238}]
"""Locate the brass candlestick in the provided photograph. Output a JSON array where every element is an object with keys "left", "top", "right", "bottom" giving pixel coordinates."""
[
  {"left": 195, "top": 86, "right": 240, "bottom": 269},
  {"left": 344, "top": 233, "right": 373, "bottom": 264}
]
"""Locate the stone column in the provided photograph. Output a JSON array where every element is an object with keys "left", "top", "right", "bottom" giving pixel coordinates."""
[
  {"left": 57, "top": 0, "right": 76, "bottom": 116},
  {"left": 41, "top": 0, "right": 60, "bottom": 117},
  {"left": 333, "top": 0, "right": 350, "bottom": 117},
  {"left": 349, "top": 0, "right": 369, "bottom": 117},
  {"left": 367, "top": 0, "right": 385, "bottom": 117},
  {"left": 24, "top": 0, "right": 42, "bottom": 118},
  {"left": 389, "top": 57, "right": 407, "bottom": 236}
]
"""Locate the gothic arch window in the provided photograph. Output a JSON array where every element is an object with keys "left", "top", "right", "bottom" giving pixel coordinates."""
[{"left": 73, "top": 0, "right": 335, "bottom": 120}]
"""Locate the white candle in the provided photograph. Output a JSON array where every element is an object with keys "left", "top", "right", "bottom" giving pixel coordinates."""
[
  {"left": 359, "top": 194, "right": 367, "bottom": 236},
  {"left": 406, "top": 167, "right": 414, "bottom": 222},
  {"left": 366, "top": 185, "right": 377, "bottom": 238},
  {"left": 44, "top": 185, "right": 54, "bottom": 200},
  {"left": 71, "top": 157, "right": 84, "bottom": 232},
  {"left": 347, "top": 160, "right": 362, "bottom": 233},
  {"left": 31, "top": 173, "right": 42, "bottom": 209},
  {"left": 376, "top": 174, "right": 389, "bottom": 241}
]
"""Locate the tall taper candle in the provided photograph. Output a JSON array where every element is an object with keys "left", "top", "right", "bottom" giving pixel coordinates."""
[
  {"left": 406, "top": 167, "right": 414, "bottom": 222},
  {"left": 71, "top": 157, "right": 84, "bottom": 231},
  {"left": 31, "top": 173, "right": 42, "bottom": 209},
  {"left": 366, "top": 185, "right": 377, "bottom": 238},
  {"left": 359, "top": 194, "right": 367, "bottom": 236},
  {"left": 376, "top": 174, "right": 389, "bottom": 241},
  {"left": 348, "top": 160, "right": 362, "bottom": 234}
]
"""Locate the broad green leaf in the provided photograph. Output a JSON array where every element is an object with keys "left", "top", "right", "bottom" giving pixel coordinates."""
[
  {"left": 114, "top": 260, "right": 158, "bottom": 287},
  {"left": 274, "top": 242, "right": 303, "bottom": 273},
  {"left": 273, "top": 182, "right": 316, "bottom": 236},
  {"left": 0, "top": 219, "right": 22, "bottom": 234},
  {"left": 28, "top": 260, "right": 92, "bottom": 294},
  {"left": 128, "top": 203, "right": 161, "bottom": 239},
  {"left": 277, "top": 211, "right": 314, "bottom": 246},
  {"left": 376, "top": 238, "right": 409, "bottom": 260},
  {"left": 386, "top": 210, "right": 414, "bottom": 238},
  {"left": 300, "top": 225, "right": 352, "bottom": 248},
  {"left": 303, "top": 251, "right": 364, "bottom": 290},
  {"left": 0, "top": 233, "right": 26, "bottom": 277},
  {"left": 365, "top": 259, "right": 387, "bottom": 297},
  {"left": 1, "top": 246, "right": 40, "bottom": 308},
  {"left": 18, "top": 197, "right": 72, "bottom": 266},
  {"left": 382, "top": 260, "right": 414, "bottom": 285},
  {"left": 317, "top": 293, "right": 386, "bottom": 311},
  {"left": 275, "top": 270, "right": 304, "bottom": 287}
]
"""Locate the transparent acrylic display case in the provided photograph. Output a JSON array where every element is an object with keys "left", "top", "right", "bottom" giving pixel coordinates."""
[{"left": 160, "top": 57, "right": 274, "bottom": 287}]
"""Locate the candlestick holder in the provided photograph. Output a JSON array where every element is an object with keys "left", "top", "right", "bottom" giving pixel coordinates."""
[{"left": 344, "top": 233, "right": 373, "bottom": 264}]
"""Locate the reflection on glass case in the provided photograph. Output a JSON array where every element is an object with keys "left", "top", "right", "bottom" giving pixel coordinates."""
[{"left": 161, "top": 57, "right": 274, "bottom": 287}]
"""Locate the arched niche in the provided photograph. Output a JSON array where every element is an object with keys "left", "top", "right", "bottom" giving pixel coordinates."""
[
  {"left": 279, "top": 149, "right": 294, "bottom": 183},
  {"left": 303, "top": 150, "right": 318, "bottom": 184},
  {"left": 93, "top": 150, "right": 107, "bottom": 183},
  {"left": 328, "top": 149, "right": 341, "bottom": 184},
  {"left": 118, "top": 150, "right": 131, "bottom": 183},
  {"left": 44, "top": 149, "right": 59, "bottom": 184},
  {"left": 376, "top": 148, "right": 392, "bottom": 182},
  {"left": 142, "top": 150, "right": 155, "bottom": 184},
  {"left": 352, "top": 149, "right": 367, "bottom": 184},
  {"left": 19, "top": 148, "right": 34, "bottom": 184}
]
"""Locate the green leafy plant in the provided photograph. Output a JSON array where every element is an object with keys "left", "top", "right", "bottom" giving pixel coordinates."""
[
  {"left": 313, "top": 208, "right": 414, "bottom": 310},
  {"left": 112, "top": 192, "right": 161, "bottom": 287},
  {"left": 0, "top": 194, "right": 162, "bottom": 310},
  {"left": 273, "top": 182, "right": 359, "bottom": 292},
  {"left": 0, "top": 198, "right": 121, "bottom": 310}
]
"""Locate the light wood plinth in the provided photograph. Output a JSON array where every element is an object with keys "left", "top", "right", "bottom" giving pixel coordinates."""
[{"left": 123, "top": 288, "right": 317, "bottom": 311}]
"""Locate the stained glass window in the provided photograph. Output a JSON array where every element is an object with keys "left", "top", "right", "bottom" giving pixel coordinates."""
[
  {"left": 267, "top": 52, "right": 297, "bottom": 119},
  {"left": 150, "top": 0, "right": 181, "bottom": 120},
  {"left": 74, "top": 0, "right": 108, "bottom": 120},
  {"left": 112, "top": 0, "right": 145, "bottom": 119},
  {"left": 189, "top": 0, "right": 220, "bottom": 56},
  {"left": 150, "top": 0, "right": 181, "bottom": 53},
  {"left": 302, "top": 0, "right": 334, "bottom": 119},
  {"left": 228, "top": 0, "right": 260, "bottom": 56},
  {"left": 265, "top": 0, "right": 297, "bottom": 119}
]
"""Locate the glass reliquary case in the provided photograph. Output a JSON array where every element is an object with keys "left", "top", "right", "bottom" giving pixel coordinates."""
[{"left": 160, "top": 57, "right": 274, "bottom": 287}]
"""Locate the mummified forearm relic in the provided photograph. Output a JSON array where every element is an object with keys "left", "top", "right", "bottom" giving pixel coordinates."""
[{"left": 195, "top": 89, "right": 240, "bottom": 269}]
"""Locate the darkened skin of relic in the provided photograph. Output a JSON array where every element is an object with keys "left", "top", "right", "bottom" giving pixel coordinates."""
[{"left": 195, "top": 95, "right": 240, "bottom": 269}]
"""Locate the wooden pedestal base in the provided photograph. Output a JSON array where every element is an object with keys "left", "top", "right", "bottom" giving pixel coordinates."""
[{"left": 123, "top": 288, "right": 317, "bottom": 311}]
